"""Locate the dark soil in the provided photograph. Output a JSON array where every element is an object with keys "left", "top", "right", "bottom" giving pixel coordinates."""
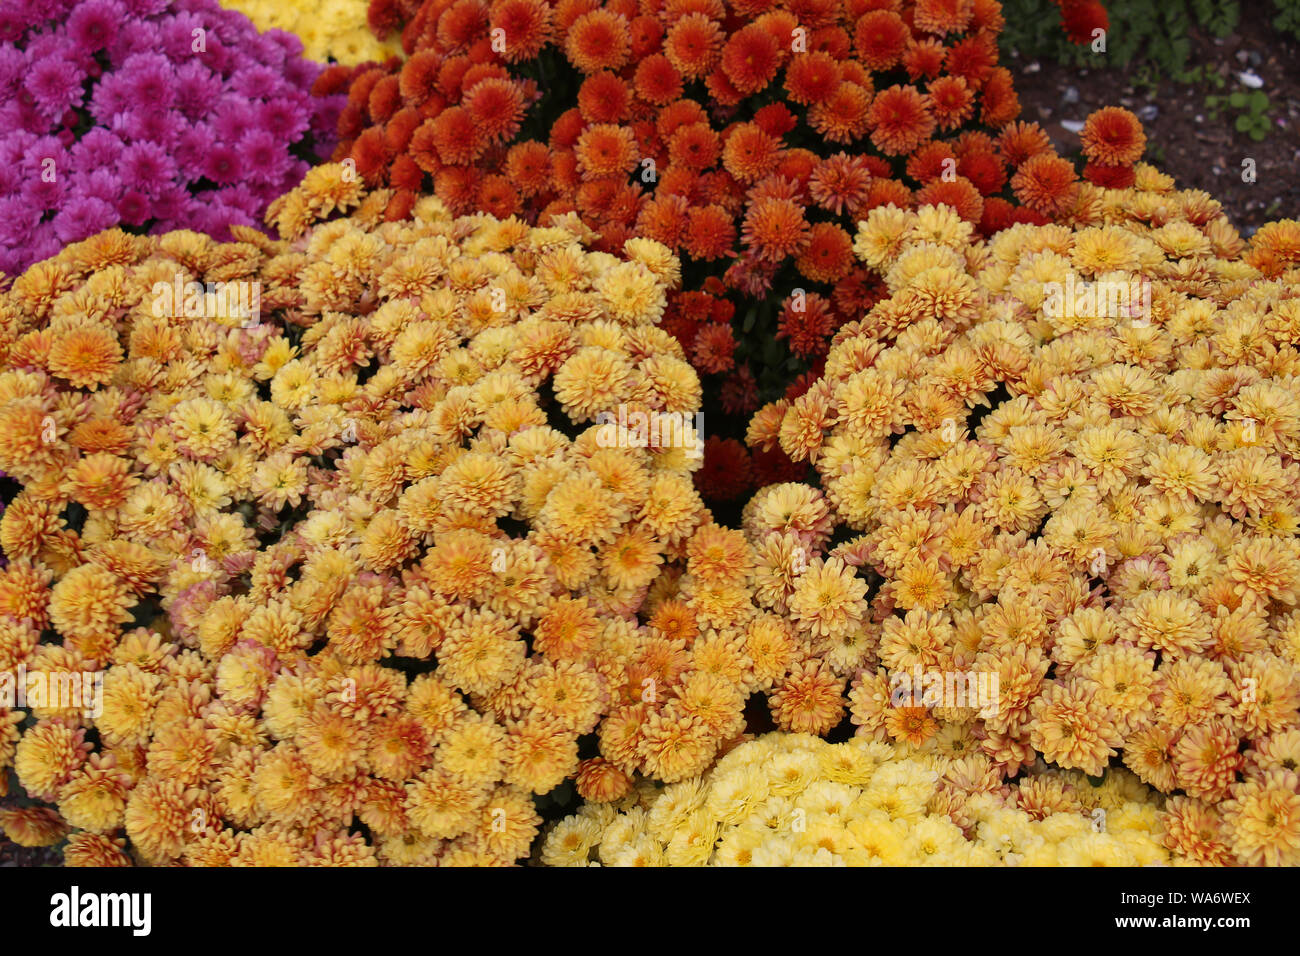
[{"left": 1007, "top": 16, "right": 1300, "bottom": 234}]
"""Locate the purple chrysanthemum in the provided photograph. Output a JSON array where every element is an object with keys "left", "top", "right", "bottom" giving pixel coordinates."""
[
  {"left": 115, "top": 188, "right": 149, "bottom": 225},
  {"left": 237, "top": 127, "right": 291, "bottom": 186},
  {"left": 25, "top": 56, "right": 85, "bottom": 118},
  {"left": 69, "top": 127, "right": 124, "bottom": 167},
  {"left": 118, "top": 107, "right": 183, "bottom": 146},
  {"left": 203, "top": 143, "right": 242, "bottom": 186},
  {"left": 76, "top": 167, "right": 124, "bottom": 204},
  {"left": 0, "top": 0, "right": 344, "bottom": 273},
  {"left": 52, "top": 194, "right": 116, "bottom": 243},
  {"left": 171, "top": 60, "right": 221, "bottom": 120},
  {"left": 0, "top": 44, "right": 23, "bottom": 96},
  {"left": 67, "top": 0, "right": 124, "bottom": 54},
  {"left": 148, "top": 182, "right": 192, "bottom": 223},
  {"left": 0, "top": 196, "right": 40, "bottom": 245},
  {"left": 120, "top": 140, "right": 175, "bottom": 196},
  {"left": 259, "top": 94, "right": 311, "bottom": 143},
  {"left": 119, "top": 52, "right": 174, "bottom": 110}
]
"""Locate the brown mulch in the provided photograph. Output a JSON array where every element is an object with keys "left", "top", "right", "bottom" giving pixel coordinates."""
[{"left": 1008, "top": 16, "right": 1300, "bottom": 234}]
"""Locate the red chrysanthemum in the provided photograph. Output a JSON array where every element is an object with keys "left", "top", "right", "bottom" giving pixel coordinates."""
[
  {"left": 997, "top": 120, "right": 1052, "bottom": 168},
  {"left": 720, "top": 23, "right": 782, "bottom": 94},
  {"left": 629, "top": 14, "right": 664, "bottom": 59},
  {"left": 866, "top": 84, "right": 936, "bottom": 156},
  {"left": 430, "top": 105, "right": 485, "bottom": 165},
  {"left": 691, "top": 322, "right": 737, "bottom": 374},
  {"left": 668, "top": 121, "right": 721, "bottom": 170},
  {"left": 368, "top": 75, "right": 402, "bottom": 124},
  {"left": 384, "top": 107, "right": 424, "bottom": 154},
  {"left": 390, "top": 152, "right": 426, "bottom": 191},
  {"left": 943, "top": 33, "right": 996, "bottom": 84},
  {"left": 682, "top": 205, "right": 737, "bottom": 260},
  {"left": 1059, "top": 0, "right": 1109, "bottom": 46},
  {"left": 352, "top": 126, "right": 391, "bottom": 185},
  {"left": 979, "top": 67, "right": 1020, "bottom": 128},
  {"left": 1082, "top": 161, "right": 1137, "bottom": 189},
  {"left": 565, "top": 9, "right": 631, "bottom": 73},
  {"left": 808, "top": 153, "right": 873, "bottom": 215},
  {"left": 720, "top": 363, "right": 760, "bottom": 417},
  {"left": 577, "top": 71, "right": 631, "bottom": 123},
  {"left": 464, "top": 78, "right": 527, "bottom": 143},
  {"left": 795, "top": 223, "right": 855, "bottom": 283},
  {"left": 489, "top": 0, "right": 555, "bottom": 61},
  {"left": 504, "top": 140, "right": 553, "bottom": 196},
  {"left": 754, "top": 103, "right": 798, "bottom": 138},
  {"left": 902, "top": 37, "right": 947, "bottom": 79},
  {"left": 780, "top": 55, "right": 842, "bottom": 111},
  {"left": 438, "top": 0, "right": 491, "bottom": 53},
  {"left": 477, "top": 174, "right": 521, "bottom": 218},
  {"left": 859, "top": 177, "right": 913, "bottom": 214},
  {"left": 1081, "top": 106, "right": 1146, "bottom": 166},
  {"left": 575, "top": 123, "right": 638, "bottom": 177},
  {"left": 853, "top": 10, "right": 910, "bottom": 69},
  {"left": 906, "top": 140, "right": 957, "bottom": 184},
  {"left": 664, "top": 12, "right": 724, "bottom": 80},
  {"left": 633, "top": 54, "right": 684, "bottom": 106},
  {"left": 721, "top": 122, "right": 781, "bottom": 184},
  {"left": 694, "top": 438, "right": 754, "bottom": 503},
  {"left": 913, "top": 0, "right": 975, "bottom": 35},
  {"left": 751, "top": 446, "right": 810, "bottom": 486},
  {"left": 915, "top": 175, "right": 984, "bottom": 224},
  {"left": 385, "top": 188, "right": 418, "bottom": 222},
  {"left": 434, "top": 164, "right": 483, "bottom": 215},
  {"left": 776, "top": 291, "right": 835, "bottom": 358},
  {"left": 550, "top": 107, "right": 587, "bottom": 149},
  {"left": 979, "top": 195, "right": 1019, "bottom": 236},
  {"left": 636, "top": 193, "right": 692, "bottom": 247},
  {"left": 808, "top": 81, "right": 873, "bottom": 144},
  {"left": 926, "top": 75, "right": 975, "bottom": 130},
  {"left": 957, "top": 149, "right": 1008, "bottom": 195},
  {"left": 1011, "top": 151, "right": 1078, "bottom": 216}
]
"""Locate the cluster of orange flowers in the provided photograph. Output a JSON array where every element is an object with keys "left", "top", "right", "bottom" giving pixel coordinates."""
[
  {"left": 745, "top": 176, "right": 1300, "bottom": 866},
  {"left": 0, "top": 163, "right": 760, "bottom": 865},
  {"left": 320, "top": 0, "right": 1113, "bottom": 424}
]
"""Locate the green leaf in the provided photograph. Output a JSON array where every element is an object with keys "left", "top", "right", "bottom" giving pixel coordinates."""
[
  {"left": 1236, "top": 114, "right": 1253, "bottom": 132},
  {"left": 1229, "top": 90, "right": 1248, "bottom": 107}
]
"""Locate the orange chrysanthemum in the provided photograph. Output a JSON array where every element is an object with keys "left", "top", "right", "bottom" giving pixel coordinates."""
[
  {"left": 1081, "top": 106, "right": 1147, "bottom": 166},
  {"left": 867, "top": 84, "right": 936, "bottom": 156}
]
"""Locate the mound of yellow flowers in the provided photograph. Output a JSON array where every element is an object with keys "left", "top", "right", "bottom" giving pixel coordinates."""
[
  {"left": 745, "top": 172, "right": 1300, "bottom": 866},
  {"left": 0, "top": 163, "right": 721, "bottom": 865},
  {"left": 541, "top": 732, "right": 1174, "bottom": 866},
  {"left": 220, "top": 0, "right": 402, "bottom": 65}
]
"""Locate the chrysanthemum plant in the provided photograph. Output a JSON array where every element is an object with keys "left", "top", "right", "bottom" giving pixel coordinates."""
[
  {"left": 542, "top": 731, "right": 1177, "bottom": 866},
  {"left": 0, "top": 163, "right": 753, "bottom": 865},
  {"left": 324, "top": 0, "right": 1098, "bottom": 504},
  {"left": 745, "top": 161, "right": 1300, "bottom": 866},
  {"left": 0, "top": 0, "right": 344, "bottom": 277}
]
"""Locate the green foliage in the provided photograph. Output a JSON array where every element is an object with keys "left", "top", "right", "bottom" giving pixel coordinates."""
[
  {"left": 1189, "top": 0, "right": 1240, "bottom": 37},
  {"left": 1275, "top": 0, "right": 1300, "bottom": 38},
  {"left": 1208, "top": 89, "right": 1274, "bottom": 140},
  {"left": 1000, "top": 0, "right": 1294, "bottom": 77}
]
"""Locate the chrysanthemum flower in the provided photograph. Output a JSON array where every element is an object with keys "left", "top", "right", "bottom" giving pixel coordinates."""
[{"left": 566, "top": 9, "right": 632, "bottom": 73}]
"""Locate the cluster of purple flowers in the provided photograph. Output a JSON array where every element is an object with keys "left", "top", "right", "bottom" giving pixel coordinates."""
[{"left": 0, "top": 0, "right": 345, "bottom": 275}]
